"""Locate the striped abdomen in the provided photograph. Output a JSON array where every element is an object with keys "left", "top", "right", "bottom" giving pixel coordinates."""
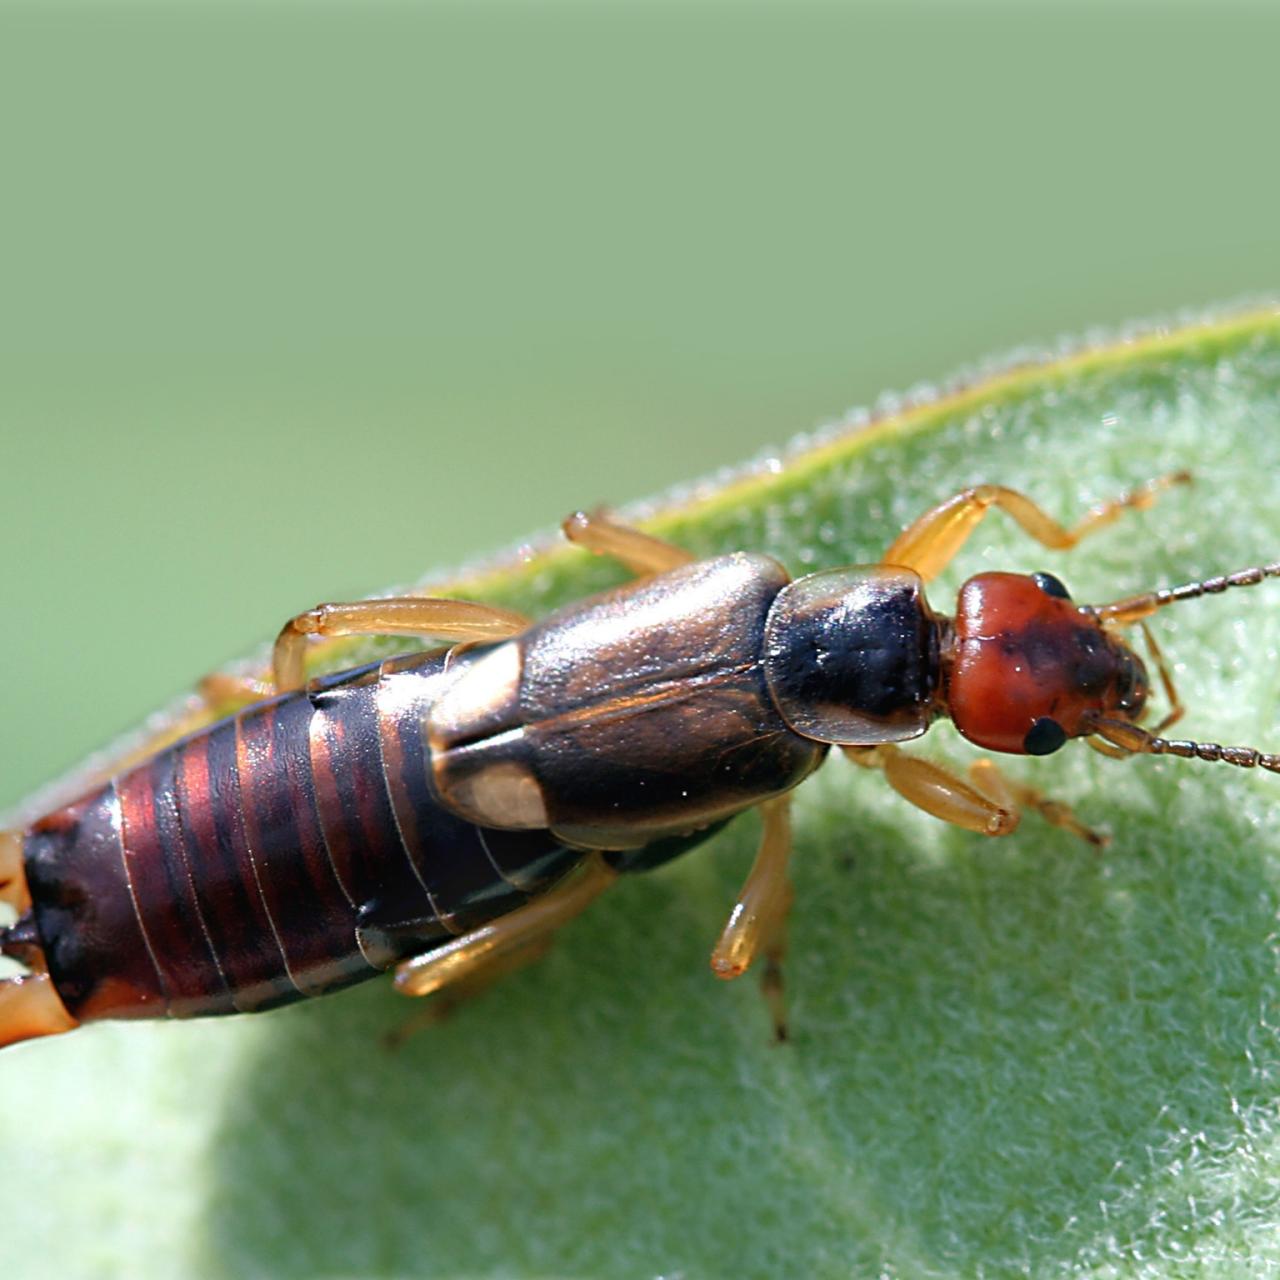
[{"left": 22, "top": 650, "right": 580, "bottom": 1024}]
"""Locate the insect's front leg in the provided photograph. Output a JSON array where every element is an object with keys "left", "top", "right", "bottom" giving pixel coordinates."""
[
  {"left": 882, "top": 472, "right": 1191, "bottom": 582},
  {"left": 966, "top": 759, "right": 1107, "bottom": 848},
  {"left": 844, "top": 745, "right": 1018, "bottom": 835},
  {"left": 710, "top": 797, "right": 793, "bottom": 1041},
  {"left": 845, "top": 745, "right": 1105, "bottom": 847}
]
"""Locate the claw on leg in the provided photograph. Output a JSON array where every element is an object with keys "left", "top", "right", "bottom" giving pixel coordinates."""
[{"left": 968, "top": 759, "right": 1108, "bottom": 849}]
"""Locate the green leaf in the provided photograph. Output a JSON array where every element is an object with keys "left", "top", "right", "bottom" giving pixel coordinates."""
[{"left": 7, "top": 306, "right": 1280, "bottom": 1279}]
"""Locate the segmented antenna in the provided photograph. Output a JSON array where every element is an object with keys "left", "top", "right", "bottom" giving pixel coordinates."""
[
  {"left": 1095, "top": 562, "right": 1280, "bottom": 624},
  {"left": 1088, "top": 716, "right": 1280, "bottom": 774}
]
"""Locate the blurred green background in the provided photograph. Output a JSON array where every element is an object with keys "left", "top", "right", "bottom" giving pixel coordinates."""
[{"left": 1, "top": 0, "right": 1276, "bottom": 813}]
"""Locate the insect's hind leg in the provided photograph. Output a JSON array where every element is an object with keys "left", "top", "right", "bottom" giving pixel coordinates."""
[
  {"left": 213, "top": 511, "right": 684, "bottom": 707},
  {"left": 882, "top": 471, "right": 1191, "bottom": 582},
  {"left": 202, "top": 595, "right": 533, "bottom": 705},
  {"left": 383, "top": 935, "right": 557, "bottom": 1049},
  {"left": 562, "top": 509, "right": 694, "bottom": 576},
  {"left": 393, "top": 854, "right": 618, "bottom": 999}
]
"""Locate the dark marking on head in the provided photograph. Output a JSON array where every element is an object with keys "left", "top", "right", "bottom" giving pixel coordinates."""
[
  {"left": 1069, "top": 627, "right": 1115, "bottom": 697},
  {"left": 1032, "top": 572, "right": 1071, "bottom": 600},
  {"left": 1023, "top": 717, "right": 1068, "bottom": 755}
]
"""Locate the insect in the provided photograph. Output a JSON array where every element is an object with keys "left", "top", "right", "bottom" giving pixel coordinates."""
[{"left": 1, "top": 473, "right": 1276, "bottom": 1050}]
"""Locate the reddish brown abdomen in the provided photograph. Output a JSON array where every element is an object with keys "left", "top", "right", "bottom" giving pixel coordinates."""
[{"left": 22, "top": 650, "right": 580, "bottom": 1024}]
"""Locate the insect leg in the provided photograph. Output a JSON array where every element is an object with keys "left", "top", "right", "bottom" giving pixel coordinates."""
[
  {"left": 562, "top": 509, "right": 694, "bottom": 575},
  {"left": 273, "top": 596, "right": 530, "bottom": 692},
  {"left": 710, "top": 798, "right": 792, "bottom": 978},
  {"left": 196, "top": 671, "right": 276, "bottom": 713},
  {"left": 709, "top": 798, "right": 794, "bottom": 1041},
  {"left": 392, "top": 854, "right": 618, "bottom": 998},
  {"left": 1135, "top": 620, "right": 1184, "bottom": 732},
  {"left": 843, "top": 745, "right": 1019, "bottom": 836},
  {"left": 882, "top": 472, "right": 1191, "bottom": 581},
  {"left": 383, "top": 936, "right": 557, "bottom": 1048},
  {"left": 967, "top": 759, "right": 1107, "bottom": 848}
]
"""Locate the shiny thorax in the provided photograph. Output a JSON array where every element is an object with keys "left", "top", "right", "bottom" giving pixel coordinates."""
[
  {"left": 430, "top": 553, "right": 903, "bottom": 849},
  {"left": 3, "top": 476, "right": 1277, "bottom": 1049}
]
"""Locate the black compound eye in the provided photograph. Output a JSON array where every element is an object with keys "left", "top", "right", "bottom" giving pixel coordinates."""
[
  {"left": 1023, "top": 716, "right": 1068, "bottom": 755},
  {"left": 1031, "top": 571, "right": 1071, "bottom": 600}
]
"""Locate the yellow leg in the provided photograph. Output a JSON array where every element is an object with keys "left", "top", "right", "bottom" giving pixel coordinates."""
[
  {"left": 844, "top": 745, "right": 1018, "bottom": 836},
  {"left": 1135, "top": 621, "right": 1184, "bottom": 733},
  {"left": 383, "top": 935, "right": 556, "bottom": 1048},
  {"left": 710, "top": 798, "right": 793, "bottom": 978},
  {"left": 562, "top": 509, "right": 694, "bottom": 576},
  {"left": 393, "top": 854, "right": 618, "bottom": 998},
  {"left": 882, "top": 472, "right": 1190, "bottom": 581},
  {"left": 195, "top": 511, "right": 686, "bottom": 712},
  {"left": 846, "top": 745, "right": 1105, "bottom": 846},
  {"left": 967, "top": 759, "right": 1107, "bottom": 849},
  {"left": 709, "top": 798, "right": 794, "bottom": 1041},
  {"left": 197, "top": 671, "right": 276, "bottom": 712},
  {"left": 272, "top": 596, "right": 530, "bottom": 693}
]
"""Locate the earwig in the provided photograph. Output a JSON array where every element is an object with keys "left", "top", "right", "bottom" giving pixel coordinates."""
[{"left": 1, "top": 472, "right": 1276, "bottom": 1049}]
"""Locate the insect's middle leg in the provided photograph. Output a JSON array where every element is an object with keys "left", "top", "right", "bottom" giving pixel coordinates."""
[
  {"left": 882, "top": 471, "right": 1191, "bottom": 581},
  {"left": 710, "top": 797, "right": 793, "bottom": 1041}
]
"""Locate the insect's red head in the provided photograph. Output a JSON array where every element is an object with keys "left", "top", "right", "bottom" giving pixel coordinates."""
[{"left": 946, "top": 571, "right": 1149, "bottom": 756}]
